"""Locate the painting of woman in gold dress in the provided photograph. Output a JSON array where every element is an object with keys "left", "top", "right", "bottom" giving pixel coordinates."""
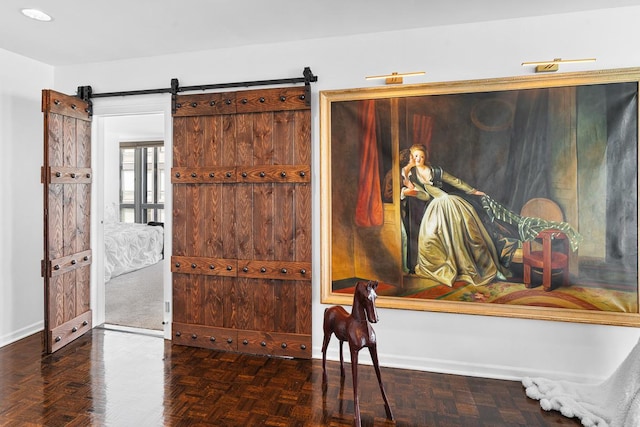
[
  {"left": 321, "top": 70, "right": 639, "bottom": 326},
  {"left": 402, "top": 143, "right": 506, "bottom": 287}
]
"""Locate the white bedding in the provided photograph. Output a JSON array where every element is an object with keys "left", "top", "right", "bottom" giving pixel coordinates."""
[{"left": 104, "top": 222, "right": 164, "bottom": 282}]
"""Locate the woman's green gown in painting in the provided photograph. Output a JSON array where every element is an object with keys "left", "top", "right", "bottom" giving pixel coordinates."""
[{"left": 407, "top": 167, "right": 504, "bottom": 287}]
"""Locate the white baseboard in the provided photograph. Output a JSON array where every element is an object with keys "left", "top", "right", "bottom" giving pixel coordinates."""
[
  {"left": 0, "top": 322, "right": 44, "bottom": 349},
  {"left": 316, "top": 347, "right": 603, "bottom": 384},
  {"left": 0, "top": 326, "right": 605, "bottom": 385}
]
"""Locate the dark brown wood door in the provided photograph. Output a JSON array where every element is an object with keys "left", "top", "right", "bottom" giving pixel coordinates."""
[
  {"left": 41, "top": 90, "right": 93, "bottom": 353},
  {"left": 171, "top": 86, "right": 312, "bottom": 358}
]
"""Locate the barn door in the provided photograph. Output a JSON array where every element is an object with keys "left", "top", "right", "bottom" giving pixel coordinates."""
[
  {"left": 171, "top": 86, "right": 312, "bottom": 358},
  {"left": 41, "top": 90, "right": 93, "bottom": 353}
]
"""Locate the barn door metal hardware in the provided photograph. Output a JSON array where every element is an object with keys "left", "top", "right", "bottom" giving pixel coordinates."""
[
  {"left": 76, "top": 85, "right": 93, "bottom": 116},
  {"left": 76, "top": 67, "right": 318, "bottom": 117}
]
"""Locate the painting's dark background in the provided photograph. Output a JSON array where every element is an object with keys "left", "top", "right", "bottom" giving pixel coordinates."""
[{"left": 331, "top": 82, "right": 638, "bottom": 291}]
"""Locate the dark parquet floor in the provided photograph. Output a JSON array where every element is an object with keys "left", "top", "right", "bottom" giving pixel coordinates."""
[{"left": 0, "top": 328, "right": 582, "bottom": 427}]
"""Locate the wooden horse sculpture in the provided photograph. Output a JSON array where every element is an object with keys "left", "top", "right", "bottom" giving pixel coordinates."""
[{"left": 322, "top": 280, "right": 394, "bottom": 427}]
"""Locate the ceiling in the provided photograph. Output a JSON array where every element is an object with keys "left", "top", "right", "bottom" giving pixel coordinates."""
[{"left": 2, "top": 0, "right": 640, "bottom": 66}]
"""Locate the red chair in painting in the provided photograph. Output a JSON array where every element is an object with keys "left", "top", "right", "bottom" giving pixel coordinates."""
[{"left": 520, "top": 198, "right": 570, "bottom": 291}]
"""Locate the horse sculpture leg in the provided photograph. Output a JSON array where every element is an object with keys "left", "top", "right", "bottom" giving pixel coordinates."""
[
  {"left": 339, "top": 340, "right": 345, "bottom": 377},
  {"left": 321, "top": 328, "right": 331, "bottom": 384},
  {"left": 369, "top": 344, "right": 394, "bottom": 420},
  {"left": 350, "top": 347, "right": 362, "bottom": 427}
]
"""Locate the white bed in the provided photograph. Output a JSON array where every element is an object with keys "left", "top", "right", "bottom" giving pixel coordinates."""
[{"left": 104, "top": 222, "right": 164, "bottom": 282}]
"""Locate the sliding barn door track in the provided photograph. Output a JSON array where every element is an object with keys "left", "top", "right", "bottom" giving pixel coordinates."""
[{"left": 76, "top": 67, "right": 318, "bottom": 116}]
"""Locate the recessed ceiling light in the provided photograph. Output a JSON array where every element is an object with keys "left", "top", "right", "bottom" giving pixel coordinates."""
[{"left": 21, "top": 8, "right": 53, "bottom": 22}]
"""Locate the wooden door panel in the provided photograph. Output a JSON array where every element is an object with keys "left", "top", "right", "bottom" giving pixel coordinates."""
[
  {"left": 253, "top": 183, "right": 274, "bottom": 259},
  {"left": 296, "top": 110, "right": 312, "bottom": 159},
  {"left": 274, "top": 185, "right": 294, "bottom": 260},
  {"left": 187, "top": 116, "right": 205, "bottom": 166},
  {"left": 202, "top": 116, "right": 220, "bottom": 166},
  {"left": 172, "top": 184, "right": 187, "bottom": 256},
  {"left": 296, "top": 281, "right": 312, "bottom": 334},
  {"left": 234, "top": 278, "right": 252, "bottom": 330},
  {"left": 174, "top": 275, "right": 201, "bottom": 325},
  {"left": 222, "top": 277, "right": 237, "bottom": 330},
  {"left": 295, "top": 184, "right": 312, "bottom": 261},
  {"left": 235, "top": 184, "right": 253, "bottom": 259},
  {"left": 186, "top": 184, "right": 201, "bottom": 254},
  {"left": 252, "top": 113, "right": 274, "bottom": 163},
  {"left": 190, "top": 276, "right": 204, "bottom": 326},
  {"left": 218, "top": 115, "right": 237, "bottom": 165},
  {"left": 254, "top": 279, "right": 274, "bottom": 332},
  {"left": 236, "top": 114, "right": 254, "bottom": 165},
  {"left": 75, "top": 266, "right": 91, "bottom": 315},
  {"left": 63, "top": 116, "right": 77, "bottom": 169},
  {"left": 47, "top": 276, "right": 64, "bottom": 333},
  {"left": 42, "top": 90, "right": 92, "bottom": 353},
  {"left": 63, "top": 177, "right": 77, "bottom": 256},
  {"left": 172, "top": 86, "right": 311, "bottom": 358},
  {"left": 172, "top": 276, "right": 188, "bottom": 324},
  {"left": 172, "top": 118, "right": 187, "bottom": 168},
  {"left": 46, "top": 175, "right": 64, "bottom": 331},
  {"left": 275, "top": 281, "right": 297, "bottom": 333},
  {"left": 47, "top": 115, "right": 65, "bottom": 261},
  {"left": 202, "top": 277, "right": 225, "bottom": 326},
  {"left": 273, "top": 111, "right": 295, "bottom": 162},
  {"left": 221, "top": 185, "right": 236, "bottom": 259},
  {"left": 202, "top": 185, "right": 218, "bottom": 257},
  {"left": 202, "top": 189, "right": 214, "bottom": 259}
]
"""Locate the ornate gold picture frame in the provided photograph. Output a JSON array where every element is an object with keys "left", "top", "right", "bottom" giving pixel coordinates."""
[{"left": 320, "top": 68, "right": 640, "bottom": 327}]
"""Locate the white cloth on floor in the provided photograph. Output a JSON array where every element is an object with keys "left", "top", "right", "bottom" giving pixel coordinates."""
[{"left": 522, "top": 337, "right": 640, "bottom": 427}]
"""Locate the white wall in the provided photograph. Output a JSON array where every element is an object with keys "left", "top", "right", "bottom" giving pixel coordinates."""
[
  {"left": 6, "top": 7, "right": 640, "bottom": 382},
  {"left": 0, "top": 49, "right": 53, "bottom": 346}
]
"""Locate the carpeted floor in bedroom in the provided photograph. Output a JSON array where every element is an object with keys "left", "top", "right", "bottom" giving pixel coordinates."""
[{"left": 105, "top": 260, "right": 164, "bottom": 331}]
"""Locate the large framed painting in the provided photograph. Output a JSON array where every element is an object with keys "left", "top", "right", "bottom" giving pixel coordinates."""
[{"left": 320, "top": 67, "right": 640, "bottom": 326}]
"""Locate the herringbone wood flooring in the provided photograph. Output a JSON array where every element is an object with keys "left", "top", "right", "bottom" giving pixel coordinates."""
[{"left": 0, "top": 328, "right": 581, "bottom": 426}]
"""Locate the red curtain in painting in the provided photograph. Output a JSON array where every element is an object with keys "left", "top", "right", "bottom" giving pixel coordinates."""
[
  {"left": 412, "top": 114, "right": 433, "bottom": 153},
  {"left": 355, "top": 99, "right": 383, "bottom": 227}
]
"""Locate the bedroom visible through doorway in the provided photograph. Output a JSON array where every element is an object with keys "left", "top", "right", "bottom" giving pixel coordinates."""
[{"left": 101, "top": 113, "right": 166, "bottom": 334}]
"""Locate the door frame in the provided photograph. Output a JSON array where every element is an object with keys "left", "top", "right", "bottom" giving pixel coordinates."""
[{"left": 91, "top": 94, "right": 173, "bottom": 339}]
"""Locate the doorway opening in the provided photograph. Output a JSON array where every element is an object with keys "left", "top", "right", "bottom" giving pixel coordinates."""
[{"left": 97, "top": 111, "right": 168, "bottom": 336}]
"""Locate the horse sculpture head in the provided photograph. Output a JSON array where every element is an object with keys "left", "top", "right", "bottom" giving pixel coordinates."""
[{"left": 355, "top": 280, "right": 379, "bottom": 324}]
